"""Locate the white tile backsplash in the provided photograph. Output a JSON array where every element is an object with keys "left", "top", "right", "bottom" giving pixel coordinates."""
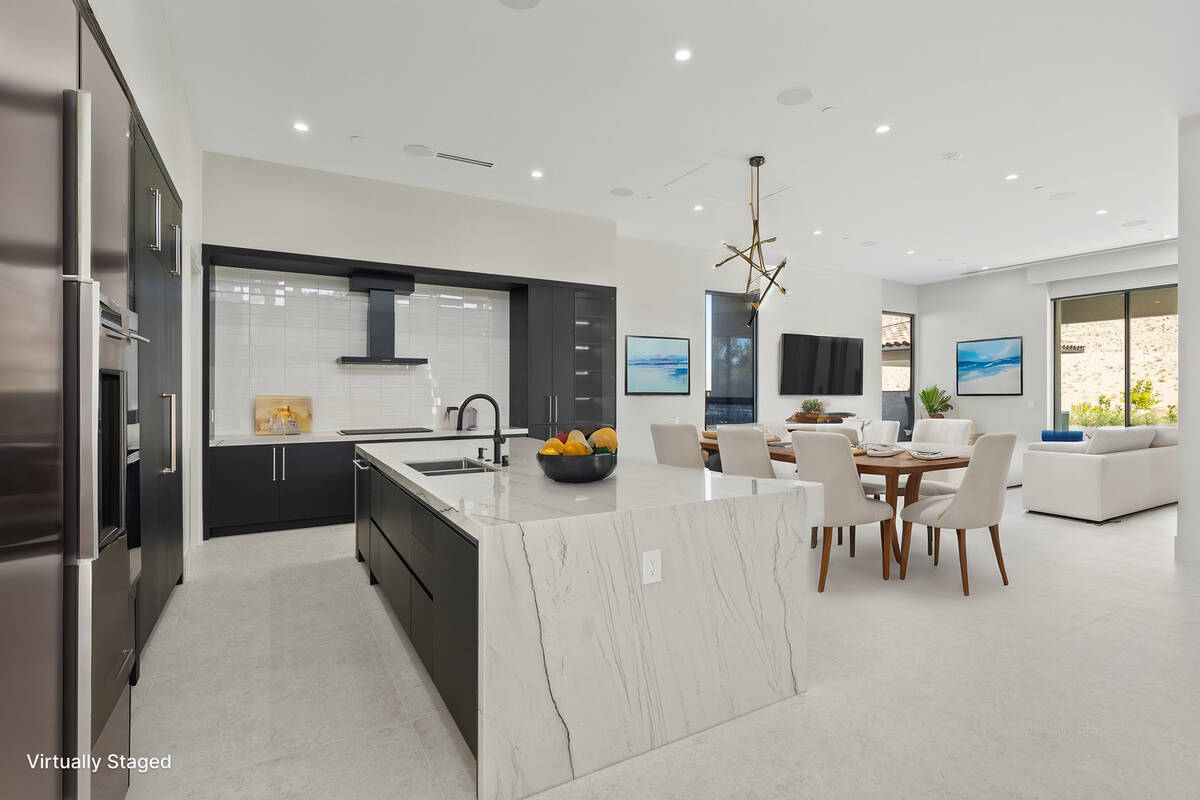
[{"left": 211, "top": 267, "right": 510, "bottom": 435}]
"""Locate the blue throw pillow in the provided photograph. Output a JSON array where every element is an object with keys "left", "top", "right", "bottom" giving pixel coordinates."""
[{"left": 1041, "top": 429, "right": 1083, "bottom": 442}]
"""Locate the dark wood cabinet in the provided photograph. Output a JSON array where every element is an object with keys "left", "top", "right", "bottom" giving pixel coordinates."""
[
  {"left": 132, "top": 124, "right": 183, "bottom": 656},
  {"left": 514, "top": 283, "right": 616, "bottom": 439},
  {"left": 206, "top": 442, "right": 356, "bottom": 536},
  {"left": 365, "top": 468, "right": 478, "bottom": 754}
]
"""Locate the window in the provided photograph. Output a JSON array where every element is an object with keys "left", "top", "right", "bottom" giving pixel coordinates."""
[
  {"left": 881, "top": 312, "right": 914, "bottom": 441},
  {"left": 705, "top": 291, "right": 756, "bottom": 425},
  {"left": 1054, "top": 286, "right": 1177, "bottom": 429}
]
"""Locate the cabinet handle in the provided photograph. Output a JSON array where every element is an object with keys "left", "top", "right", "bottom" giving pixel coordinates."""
[
  {"left": 272, "top": 447, "right": 277, "bottom": 482},
  {"left": 547, "top": 395, "right": 552, "bottom": 423},
  {"left": 352, "top": 459, "right": 370, "bottom": 470},
  {"left": 554, "top": 394, "right": 559, "bottom": 422},
  {"left": 161, "top": 393, "right": 177, "bottom": 473},
  {"left": 170, "top": 223, "right": 182, "bottom": 276},
  {"left": 282, "top": 447, "right": 286, "bottom": 480},
  {"left": 148, "top": 187, "right": 162, "bottom": 251}
]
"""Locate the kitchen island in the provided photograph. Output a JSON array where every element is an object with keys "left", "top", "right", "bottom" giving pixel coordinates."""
[{"left": 354, "top": 437, "right": 819, "bottom": 800}]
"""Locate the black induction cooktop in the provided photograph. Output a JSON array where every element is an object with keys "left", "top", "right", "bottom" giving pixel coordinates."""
[{"left": 337, "top": 427, "right": 435, "bottom": 436}]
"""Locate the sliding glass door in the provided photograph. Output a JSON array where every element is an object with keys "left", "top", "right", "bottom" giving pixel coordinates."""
[
  {"left": 705, "top": 291, "right": 756, "bottom": 426},
  {"left": 881, "top": 312, "right": 914, "bottom": 440},
  {"left": 1054, "top": 286, "right": 1178, "bottom": 429}
]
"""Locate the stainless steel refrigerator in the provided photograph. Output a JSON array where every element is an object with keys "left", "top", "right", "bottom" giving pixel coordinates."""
[{"left": 2, "top": 2, "right": 135, "bottom": 797}]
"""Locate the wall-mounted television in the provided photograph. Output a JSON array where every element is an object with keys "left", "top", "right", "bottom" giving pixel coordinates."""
[{"left": 779, "top": 333, "right": 863, "bottom": 395}]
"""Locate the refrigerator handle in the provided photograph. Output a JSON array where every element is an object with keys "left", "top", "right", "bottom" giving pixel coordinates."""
[{"left": 171, "top": 223, "right": 182, "bottom": 276}]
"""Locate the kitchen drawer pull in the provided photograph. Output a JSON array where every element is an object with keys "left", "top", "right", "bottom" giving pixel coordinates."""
[
  {"left": 272, "top": 447, "right": 277, "bottom": 481},
  {"left": 547, "top": 395, "right": 552, "bottom": 422},
  {"left": 353, "top": 459, "right": 370, "bottom": 470},
  {"left": 554, "top": 394, "right": 558, "bottom": 422},
  {"left": 161, "top": 393, "right": 177, "bottom": 473},
  {"left": 282, "top": 447, "right": 286, "bottom": 480},
  {"left": 148, "top": 187, "right": 162, "bottom": 251}
]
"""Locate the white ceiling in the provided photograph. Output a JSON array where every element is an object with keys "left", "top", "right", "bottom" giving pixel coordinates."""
[{"left": 160, "top": 0, "right": 1200, "bottom": 284}]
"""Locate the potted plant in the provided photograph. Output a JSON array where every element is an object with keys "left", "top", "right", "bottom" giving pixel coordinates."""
[
  {"left": 918, "top": 386, "right": 954, "bottom": 419},
  {"left": 800, "top": 398, "right": 824, "bottom": 422}
]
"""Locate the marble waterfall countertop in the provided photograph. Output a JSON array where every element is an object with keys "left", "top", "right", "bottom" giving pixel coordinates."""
[
  {"left": 209, "top": 427, "right": 528, "bottom": 447},
  {"left": 355, "top": 436, "right": 824, "bottom": 542},
  {"left": 355, "top": 435, "right": 820, "bottom": 800}
]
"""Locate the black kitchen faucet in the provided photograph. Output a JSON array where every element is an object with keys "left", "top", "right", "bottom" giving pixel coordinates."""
[{"left": 457, "top": 393, "right": 506, "bottom": 464}]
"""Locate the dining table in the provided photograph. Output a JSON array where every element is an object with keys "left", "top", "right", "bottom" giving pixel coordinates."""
[{"left": 698, "top": 437, "right": 971, "bottom": 579}]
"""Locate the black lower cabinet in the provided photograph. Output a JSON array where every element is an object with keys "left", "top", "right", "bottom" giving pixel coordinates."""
[
  {"left": 366, "top": 468, "right": 478, "bottom": 753},
  {"left": 206, "top": 442, "right": 355, "bottom": 536}
]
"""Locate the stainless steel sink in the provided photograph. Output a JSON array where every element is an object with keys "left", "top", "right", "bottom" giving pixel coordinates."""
[{"left": 405, "top": 458, "right": 499, "bottom": 477}]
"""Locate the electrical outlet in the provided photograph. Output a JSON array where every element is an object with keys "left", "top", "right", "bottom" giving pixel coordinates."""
[{"left": 642, "top": 549, "right": 662, "bottom": 585}]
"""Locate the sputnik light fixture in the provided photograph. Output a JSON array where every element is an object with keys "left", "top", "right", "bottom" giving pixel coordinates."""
[{"left": 716, "top": 155, "right": 788, "bottom": 326}]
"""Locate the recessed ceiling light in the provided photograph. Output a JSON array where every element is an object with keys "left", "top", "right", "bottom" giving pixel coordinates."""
[
  {"left": 1121, "top": 219, "right": 1147, "bottom": 227},
  {"left": 1004, "top": 173, "right": 1020, "bottom": 181},
  {"left": 1095, "top": 209, "right": 1108, "bottom": 215},
  {"left": 776, "top": 87, "right": 813, "bottom": 106},
  {"left": 981, "top": 266, "right": 991, "bottom": 270},
  {"left": 674, "top": 49, "right": 692, "bottom": 62},
  {"left": 861, "top": 241, "right": 878, "bottom": 247},
  {"left": 609, "top": 187, "right": 633, "bottom": 197},
  {"left": 1033, "top": 185, "right": 1045, "bottom": 190},
  {"left": 943, "top": 152, "right": 965, "bottom": 161},
  {"left": 403, "top": 144, "right": 435, "bottom": 157},
  {"left": 812, "top": 230, "right": 823, "bottom": 236},
  {"left": 906, "top": 250, "right": 915, "bottom": 255},
  {"left": 348, "top": 135, "right": 363, "bottom": 142},
  {"left": 1163, "top": 233, "right": 1174, "bottom": 239},
  {"left": 874, "top": 124, "right": 891, "bottom": 134},
  {"left": 1050, "top": 191, "right": 1076, "bottom": 200},
  {"left": 693, "top": 204, "right": 704, "bottom": 212},
  {"left": 530, "top": 169, "right": 543, "bottom": 179},
  {"left": 821, "top": 106, "right": 836, "bottom": 114},
  {"left": 498, "top": 0, "right": 540, "bottom": 9},
  {"left": 292, "top": 121, "right": 309, "bottom": 132}
]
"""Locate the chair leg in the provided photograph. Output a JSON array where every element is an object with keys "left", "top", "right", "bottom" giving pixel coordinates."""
[
  {"left": 899, "top": 521, "right": 913, "bottom": 580},
  {"left": 989, "top": 524, "right": 1009, "bottom": 585},
  {"left": 838, "top": 527, "right": 843, "bottom": 546},
  {"left": 927, "top": 526, "right": 933, "bottom": 556},
  {"left": 956, "top": 529, "right": 969, "bottom": 596},
  {"left": 818, "top": 527, "right": 834, "bottom": 593},
  {"left": 811, "top": 527, "right": 817, "bottom": 549},
  {"left": 849, "top": 526, "right": 856, "bottom": 557},
  {"left": 933, "top": 528, "right": 941, "bottom": 566}
]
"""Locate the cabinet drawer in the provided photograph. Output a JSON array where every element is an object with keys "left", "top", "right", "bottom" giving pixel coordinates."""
[
  {"left": 410, "top": 580, "right": 434, "bottom": 671},
  {"left": 409, "top": 504, "right": 441, "bottom": 590},
  {"left": 371, "top": 522, "right": 411, "bottom": 632},
  {"left": 372, "top": 474, "right": 413, "bottom": 557}
]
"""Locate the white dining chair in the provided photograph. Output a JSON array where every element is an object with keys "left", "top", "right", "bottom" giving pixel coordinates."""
[
  {"left": 863, "top": 419, "right": 900, "bottom": 445},
  {"left": 898, "top": 433, "right": 1017, "bottom": 596},
  {"left": 789, "top": 423, "right": 860, "bottom": 444},
  {"left": 716, "top": 427, "right": 796, "bottom": 479},
  {"left": 650, "top": 423, "right": 705, "bottom": 469},
  {"left": 792, "top": 432, "right": 895, "bottom": 592}
]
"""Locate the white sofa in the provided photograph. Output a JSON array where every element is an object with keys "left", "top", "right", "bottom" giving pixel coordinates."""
[{"left": 1022, "top": 426, "right": 1179, "bottom": 522}]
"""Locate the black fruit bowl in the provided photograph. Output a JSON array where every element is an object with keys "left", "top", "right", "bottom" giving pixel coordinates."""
[{"left": 536, "top": 452, "right": 618, "bottom": 483}]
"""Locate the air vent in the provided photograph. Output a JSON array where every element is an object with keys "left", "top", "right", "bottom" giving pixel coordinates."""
[{"left": 435, "top": 151, "right": 494, "bottom": 168}]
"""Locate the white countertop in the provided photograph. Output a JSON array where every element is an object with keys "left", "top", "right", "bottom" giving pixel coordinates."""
[
  {"left": 356, "top": 437, "right": 821, "bottom": 541},
  {"left": 209, "top": 427, "right": 529, "bottom": 447}
]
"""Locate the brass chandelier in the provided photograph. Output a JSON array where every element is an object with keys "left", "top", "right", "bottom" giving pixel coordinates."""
[{"left": 716, "top": 155, "right": 788, "bottom": 326}]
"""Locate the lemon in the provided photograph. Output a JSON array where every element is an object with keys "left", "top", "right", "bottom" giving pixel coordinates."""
[
  {"left": 566, "top": 429, "right": 588, "bottom": 445},
  {"left": 587, "top": 427, "right": 618, "bottom": 452},
  {"left": 540, "top": 437, "right": 565, "bottom": 455},
  {"left": 563, "top": 440, "right": 592, "bottom": 456}
]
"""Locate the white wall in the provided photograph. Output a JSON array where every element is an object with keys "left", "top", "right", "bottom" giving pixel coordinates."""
[
  {"left": 88, "top": 0, "right": 205, "bottom": 555},
  {"left": 1178, "top": 117, "right": 1200, "bottom": 562},
  {"left": 205, "top": 155, "right": 894, "bottom": 460},
  {"left": 210, "top": 268, "right": 509, "bottom": 435},
  {"left": 914, "top": 269, "right": 1051, "bottom": 451}
]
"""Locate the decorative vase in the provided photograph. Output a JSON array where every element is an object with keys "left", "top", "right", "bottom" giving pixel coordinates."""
[{"left": 931, "top": 413, "right": 945, "bottom": 419}]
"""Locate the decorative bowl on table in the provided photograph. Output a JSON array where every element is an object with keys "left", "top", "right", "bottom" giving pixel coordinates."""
[{"left": 536, "top": 452, "right": 618, "bottom": 483}]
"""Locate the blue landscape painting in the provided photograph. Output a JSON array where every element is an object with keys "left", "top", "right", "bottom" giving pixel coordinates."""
[
  {"left": 626, "top": 336, "right": 690, "bottom": 394},
  {"left": 957, "top": 337, "right": 1022, "bottom": 395}
]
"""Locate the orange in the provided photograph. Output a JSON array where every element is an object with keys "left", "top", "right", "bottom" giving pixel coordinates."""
[{"left": 563, "top": 440, "right": 592, "bottom": 456}]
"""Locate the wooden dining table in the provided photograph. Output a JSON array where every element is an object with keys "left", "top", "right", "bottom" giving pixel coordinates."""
[{"left": 698, "top": 438, "right": 971, "bottom": 579}]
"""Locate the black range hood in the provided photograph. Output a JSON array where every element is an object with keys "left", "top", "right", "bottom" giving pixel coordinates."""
[{"left": 337, "top": 273, "right": 429, "bottom": 366}]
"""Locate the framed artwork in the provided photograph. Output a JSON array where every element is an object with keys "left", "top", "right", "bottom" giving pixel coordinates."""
[
  {"left": 625, "top": 335, "right": 690, "bottom": 395},
  {"left": 956, "top": 337, "right": 1023, "bottom": 396}
]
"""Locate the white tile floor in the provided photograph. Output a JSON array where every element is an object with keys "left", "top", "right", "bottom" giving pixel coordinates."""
[{"left": 130, "top": 492, "right": 1200, "bottom": 799}]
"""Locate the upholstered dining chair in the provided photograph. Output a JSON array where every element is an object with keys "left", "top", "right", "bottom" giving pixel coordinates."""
[
  {"left": 716, "top": 427, "right": 796, "bottom": 479},
  {"left": 650, "top": 423, "right": 705, "bottom": 469},
  {"left": 863, "top": 419, "right": 900, "bottom": 446},
  {"left": 898, "top": 433, "right": 1017, "bottom": 596},
  {"left": 791, "top": 431, "right": 895, "bottom": 592}
]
